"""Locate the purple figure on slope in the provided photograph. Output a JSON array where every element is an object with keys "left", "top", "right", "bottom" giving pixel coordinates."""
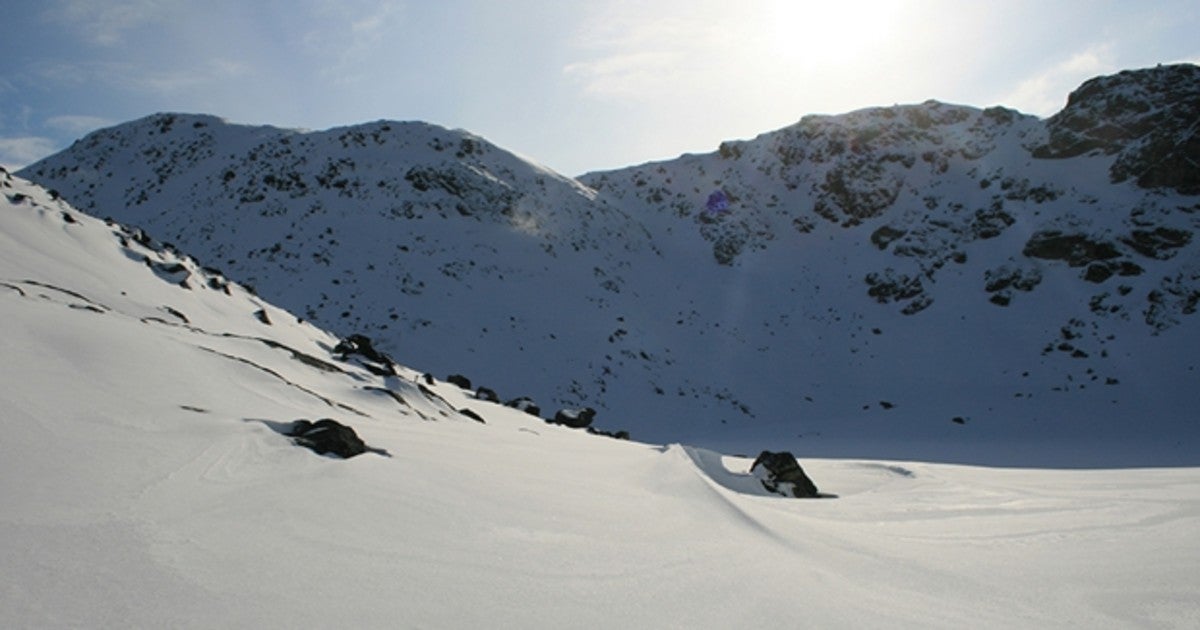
[{"left": 705, "top": 189, "right": 730, "bottom": 216}]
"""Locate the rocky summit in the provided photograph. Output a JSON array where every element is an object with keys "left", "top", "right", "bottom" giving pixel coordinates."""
[{"left": 19, "top": 64, "right": 1200, "bottom": 460}]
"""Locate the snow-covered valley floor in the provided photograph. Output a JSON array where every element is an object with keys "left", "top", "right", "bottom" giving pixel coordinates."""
[{"left": 5, "top": 385, "right": 1198, "bottom": 628}]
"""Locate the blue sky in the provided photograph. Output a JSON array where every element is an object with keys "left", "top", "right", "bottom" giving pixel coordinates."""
[{"left": 1, "top": 0, "right": 1197, "bottom": 175}]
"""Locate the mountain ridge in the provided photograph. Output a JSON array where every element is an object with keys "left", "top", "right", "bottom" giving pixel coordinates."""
[{"left": 19, "top": 63, "right": 1200, "bottom": 462}]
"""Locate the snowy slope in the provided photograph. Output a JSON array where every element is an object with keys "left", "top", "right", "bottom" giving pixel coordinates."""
[
  {"left": 18, "top": 65, "right": 1200, "bottom": 464},
  {"left": 3, "top": 170, "right": 1200, "bottom": 628},
  {"left": 18, "top": 114, "right": 666, "bottom": 435}
]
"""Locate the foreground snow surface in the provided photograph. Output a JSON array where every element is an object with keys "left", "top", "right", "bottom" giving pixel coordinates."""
[
  {"left": 2, "top": 174, "right": 1199, "bottom": 628},
  {"left": 5, "top": 404, "right": 1199, "bottom": 628}
]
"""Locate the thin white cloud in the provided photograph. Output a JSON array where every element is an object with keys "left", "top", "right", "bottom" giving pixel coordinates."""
[
  {"left": 302, "top": 0, "right": 407, "bottom": 83},
  {"left": 46, "top": 0, "right": 174, "bottom": 46},
  {"left": 133, "top": 58, "right": 251, "bottom": 94},
  {"left": 0, "top": 137, "right": 59, "bottom": 170},
  {"left": 561, "top": 6, "right": 739, "bottom": 105},
  {"left": 0, "top": 105, "right": 37, "bottom": 134},
  {"left": 45, "top": 115, "right": 116, "bottom": 134},
  {"left": 564, "top": 2, "right": 729, "bottom": 102},
  {"left": 34, "top": 57, "right": 250, "bottom": 99},
  {"left": 350, "top": 1, "right": 403, "bottom": 35},
  {"left": 563, "top": 51, "right": 688, "bottom": 100},
  {"left": 1000, "top": 46, "right": 1117, "bottom": 117}
]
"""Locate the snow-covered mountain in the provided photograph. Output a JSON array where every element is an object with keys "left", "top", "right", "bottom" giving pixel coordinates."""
[
  {"left": 19, "top": 64, "right": 1200, "bottom": 464},
  {"left": 5, "top": 164, "right": 1200, "bottom": 628}
]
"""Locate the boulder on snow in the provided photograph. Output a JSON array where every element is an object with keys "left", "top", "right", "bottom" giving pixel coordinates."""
[
  {"left": 288, "top": 418, "right": 370, "bottom": 458},
  {"left": 474, "top": 386, "right": 500, "bottom": 403},
  {"left": 333, "top": 333, "right": 395, "bottom": 376},
  {"left": 549, "top": 407, "right": 596, "bottom": 429},
  {"left": 458, "top": 408, "right": 485, "bottom": 423},
  {"left": 586, "top": 426, "right": 630, "bottom": 440},
  {"left": 505, "top": 396, "right": 541, "bottom": 417},
  {"left": 750, "top": 451, "right": 820, "bottom": 498},
  {"left": 446, "top": 374, "right": 472, "bottom": 390}
]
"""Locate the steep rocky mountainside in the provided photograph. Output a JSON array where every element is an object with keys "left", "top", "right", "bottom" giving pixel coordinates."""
[
  {"left": 1034, "top": 64, "right": 1200, "bottom": 193},
  {"left": 20, "top": 64, "right": 1200, "bottom": 456},
  {"left": 584, "top": 64, "right": 1199, "bottom": 322}
]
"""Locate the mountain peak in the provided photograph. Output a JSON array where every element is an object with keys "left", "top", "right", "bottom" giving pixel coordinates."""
[
  {"left": 1063, "top": 63, "right": 1200, "bottom": 112},
  {"left": 1034, "top": 63, "right": 1200, "bottom": 193}
]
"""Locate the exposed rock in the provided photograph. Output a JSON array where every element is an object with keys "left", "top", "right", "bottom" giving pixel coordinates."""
[
  {"left": 586, "top": 427, "right": 630, "bottom": 440},
  {"left": 288, "top": 418, "right": 370, "bottom": 458},
  {"left": 813, "top": 158, "right": 903, "bottom": 225},
  {"left": 474, "top": 386, "right": 499, "bottom": 403},
  {"left": 148, "top": 259, "right": 191, "bottom": 287},
  {"left": 1023, "top": 231, "right": 1120, "bottom": 267},
  {"left": 984, "top": 265, "right": 1042, "bottom": 299},
  {"left": 750, "top": 451, "right": 820, "bottom": 498},
  {"left": 1145, "top": 273, "right": 1200, "bottom": 332},
  {"left": 970, "top": 207, "right": 1015, "bottom": 239},
  {"left": 550, "top": 407, "right": 596, "bottom": 429},
  {"left": 332, "top": 333, "right": 395, "bottom": 376},
  {"left": 864, "top": 268, "right": 930, "bottom": 314},
  {"left": 1122, "top": 227, "right": 1192, "bottom": 260},
  {"left": 458, "top": 408, "right": 485, "bottom": 423},
  {"left": 505, "top": 396, "right": 541, "bottom": 417},
  {"left": 1033, "top": 64, "right": 1200, "bottom": 194},
  {"left": 870, "top": 225, "right": 907, "bottom": 250},
  {"left": 446, "top": 374, "right": 472, "bottom": 390},
  {"left": 1085, "top": 263, "right": 1117, "bottom": 283}
]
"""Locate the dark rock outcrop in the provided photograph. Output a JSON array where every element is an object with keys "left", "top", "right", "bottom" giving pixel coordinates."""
[
  {"left": 1033, "top": 64, "right": 1200, "bottom": 194},
  {"left": 1122, "top": 227, "right": 1192, "bottom": 260},
  {"left": 446, "top": 374, "right": 472, "bottom": 390},
  {"left": 1023, "top": 231, "right": 1120, "bottom": 266},
  {"left": 549, "top": 407, "right": 596, "bottom": 429},
  {"left": 474, "top": 386, "right": 499, "bottom": 403},
  {"left": 332, "top": 333, "right": 395, "bottom": 376},
  {"left": 505, "top": 396, "right": 541, "bottom": 417},
  {"left": 458, "top": 408, "right": 485, "bottom": 423},
  {"left": 586, "top": 426, "right": 630, "bottom": 440},
  {"left": 750, "top": 451, "right": 820, "bottom": 498},
  {"left": 288, "top": 418, "right": 370, "bottom": 458},
  {"left": 870, "top": 225, "right": 907, "bottom": 250}
]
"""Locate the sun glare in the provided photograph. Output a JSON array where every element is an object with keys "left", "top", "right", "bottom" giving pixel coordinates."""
[{"left": 761, "top": 0, "right": 901, "bottom": 66}]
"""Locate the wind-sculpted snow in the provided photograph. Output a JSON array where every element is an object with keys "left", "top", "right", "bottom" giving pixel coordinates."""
[{"left": 16, "top": 65, "right": 1200, "bottom": 463}]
